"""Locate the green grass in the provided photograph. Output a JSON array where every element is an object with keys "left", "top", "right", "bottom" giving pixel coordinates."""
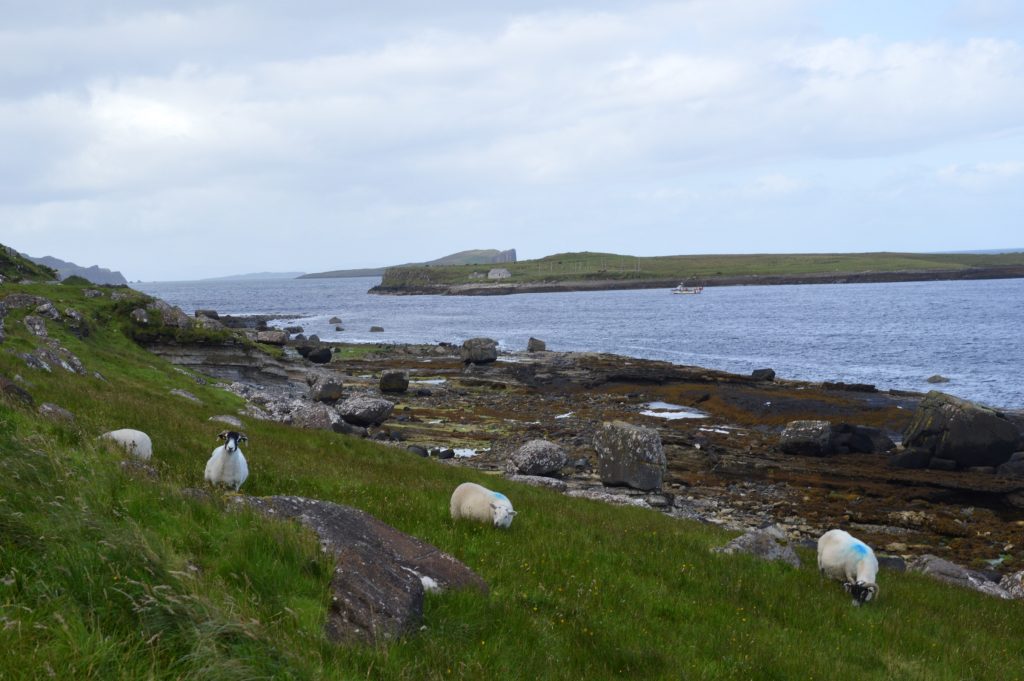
[
  {"left": 1, "top": 279, "right": 1023, "bottom": 680},
  {"left": 378, "top": 250, "right": 1024, "bottom": 288}
]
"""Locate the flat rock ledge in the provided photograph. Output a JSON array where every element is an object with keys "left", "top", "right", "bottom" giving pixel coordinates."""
[{"left": 229, "top": 495, "right": 488, "bottom": 645}]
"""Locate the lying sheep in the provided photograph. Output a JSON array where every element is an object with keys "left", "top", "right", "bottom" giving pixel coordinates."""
[
  {"left": 450, "top": 482, "right": 516, "bottom": 528},
  {"left": 817, "top": 529, "right": 879, "bottom": 605},
  {"left": 204, "top": 431, "right": 249, "bottom": 491},
  {"left": 100, "top": 428, "right": 153, "bottom": 461}
]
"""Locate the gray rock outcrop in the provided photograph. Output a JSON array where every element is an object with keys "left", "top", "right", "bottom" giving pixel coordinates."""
[
  {"left": 228, "top": 495, "right": 488, "bottom": 645},
  {"left": 907, "top": 554, "right": 1014, "bottom": 599},
  {"left": 751, "top": 368, "right": 776, "bottom": 382},
  {"left": 256, "top": 330, "right": 288, "bottom": 345},
  {"left": 898, "top": 391, "right": 1021, "bottom": 469},
  {"left": 780, "top": 421, "right": 895, "bottom": 456},
  {"left": 527, "top": 337, "right": 546, "bottom": 352},
  {"left": 460, "top": 337, "right": 498, "bottom": 364},
  {"left": 593, "top": 420, "right": 665, "bottom": 491},
  {"left": 713, "top": 528, "right": 802, "bottom": 568},
  {"left": 338, "top": 396, "right": 395, "bottom": 427},
  {"left": 309, "top": 375, "right": 345, "bottom": 403},
  {"left": 506, "top": 439, "right": 567, "bottom": 477}
]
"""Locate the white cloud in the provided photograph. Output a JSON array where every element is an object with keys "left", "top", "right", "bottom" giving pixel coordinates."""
[{"left": 937, "top": 161, "right": 1024, "bottom": 188}]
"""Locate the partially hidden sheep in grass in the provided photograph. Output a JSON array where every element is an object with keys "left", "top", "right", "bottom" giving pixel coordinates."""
[
  {"left": 204, "top": 431, "right": 249, "bottom": 491},
  {"left": 450, "top": 482, "right": 516, "bottom": 528},
  {"left": 817, "top": 529, "right": 879, "bottom": 605},
  {"left": 100, "top": 428, "right": 153, "bottom": 461}
]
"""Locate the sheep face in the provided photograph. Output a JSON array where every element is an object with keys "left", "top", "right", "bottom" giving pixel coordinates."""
[
  {"left": 217, "top": 430, "right": 247, "bottom": 453},
  {"left": 844, "top": 581, "right": 878, "bottom": 606},
  {"left": 490, "top": 500, "right": 516, "bottom": 528}
]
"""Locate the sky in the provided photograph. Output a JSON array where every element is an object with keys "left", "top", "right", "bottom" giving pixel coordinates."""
[{"left": 2, "top": 1, "right": 1023, "bottom": 281}]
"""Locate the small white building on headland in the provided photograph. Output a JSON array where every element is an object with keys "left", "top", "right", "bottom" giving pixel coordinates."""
[{"left": 488, "top": 268, "right": 512, "bottom": 280}]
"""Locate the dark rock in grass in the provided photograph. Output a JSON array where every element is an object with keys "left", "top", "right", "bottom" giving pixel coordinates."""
[
  {"left": 406, "top": 445, "right": 428, "bottom": 457},
  {"left": 379, "top": 370, "right": 410, "bottom": 394},
  {"left": 594, "top": 420, "right": 665, "bottom": 491},
  {"left": 0, "top": 375, "right": 34, "bottom": 407},
  {"left": 38, "top": 402, "right": 74, "bottom": 422},
  {"left": 713, "top": 528, "right": 801, "bottom": 568},
  {"left": 231, "top": 495, "right": 488, "bottom": 645},
  {"left": 506, "top": 439, "right": 567, "bottom": 477},
  {"left": 751, "top": 368, "right": 776, "bottom": 382},
  {"left": 907, "top": 554, "right": 1014, "bottom": 599},
  {"left": 306, "top": 347, "right": 333, "bottom": 364},
  {"left": 901, "top": 391, "right": 1020, "bottom": 469},
  {"left": 333, "top": 420, "right": 368, "bottom": 438},
  {"left": 876, "top": 555, "right": 906, "bottom": 573},
  {"left": 460, "top": 337, "right": 498, "bottom": 364},
  {"left": 338, "top": 395, "right": 394, "bottom": 427},
  {"left": 435, "top": 448, "right": 455, "bottom": 460},
  {"left": 62, "top": 308, "right": 90, "bottom": 337}
]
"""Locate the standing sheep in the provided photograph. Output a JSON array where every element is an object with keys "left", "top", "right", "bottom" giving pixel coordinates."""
[
  {"left": 204, "top": 431, "right": 249, "bottom": 491},
  {"left": 817, "top": 529, "right": 879, "bottom": 605},
  {"left": 450, "top": 482, "right": 516, "bottom": 528}
]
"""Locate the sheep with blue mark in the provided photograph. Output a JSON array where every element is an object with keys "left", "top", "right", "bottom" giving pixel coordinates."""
[
  {"left": 204, "top": 430, "right": 249, "bottom": 491},
  {"left": 817, "top": 529, "right": 879, "bottom": 605},
  {"left": 450, "top": 482, "right": 516, "bottom": 528}
]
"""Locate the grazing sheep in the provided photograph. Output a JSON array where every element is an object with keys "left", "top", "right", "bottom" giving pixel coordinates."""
[
  {"left": 204, "top": 431, "right": 249, "bottom": 491},
  {"left": 450, "top": 482, "right": 516, "bottom": 528},
  {"left": 817, "top": 529, "right": 879, "bottom": 605},
  {"left": 100, "top": 428, "right": 153, "bottom": 461}
]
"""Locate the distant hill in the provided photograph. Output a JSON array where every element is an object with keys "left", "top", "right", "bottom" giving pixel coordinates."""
[
  {"left": 198, "top": 272, "right": 307, "bottom": 282},
  {"left": 0, "top": 245, "right": 58, "bottom": 283},
  {"left": 24, "top": 253, "right": 127, "bottom": 285},
  {"left": 299, "top": 248, "right": 516, "bottom": 279}
]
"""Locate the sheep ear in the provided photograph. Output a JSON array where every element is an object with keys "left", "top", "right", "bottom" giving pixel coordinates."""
[
  {"left": 217, "top": 431, "right": 229, "bottom": 441},
  {"left": 238, "top": 433, "right": 248, "bottom": 442},
  {"left": 490, "top": 502, "right": 498, "bottom": 510}
]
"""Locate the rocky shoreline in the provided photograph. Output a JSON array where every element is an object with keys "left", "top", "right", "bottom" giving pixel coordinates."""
[
  {"left": 144, "top": 314, "right": 1024, "bottom": 587},
  {"left": 368, "top": 264, "right": 1024, "bottom": 296}
]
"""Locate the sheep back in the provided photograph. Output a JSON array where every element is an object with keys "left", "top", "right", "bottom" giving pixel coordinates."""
[
  {"left": 450, "top": 482, "right": 515, "bottom": 528},
  {"left": 817, "top": 529, "right": 878, "bottom": 585},
  {"left": 100, "top": 428, "right": 153, "bottom": 461}
]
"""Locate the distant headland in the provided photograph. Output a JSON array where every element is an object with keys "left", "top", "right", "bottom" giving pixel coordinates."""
[
  {"left": 368, "top": 250, "right": 1024, "bottom": 295},
  {"left": 300, "top": 248, "right": 516, "bottom": 279}
]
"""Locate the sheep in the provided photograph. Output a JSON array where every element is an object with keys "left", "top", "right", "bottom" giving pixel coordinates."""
[
  {"left": 204, "top": 431, "right": 249, "bottom": 491},
  {"left": 450, "top": 482, "right": 516, "bottom": 528},
  {"left": 100, "top": 428, "right": 153, "bottom": 461},
  {"left": 817, "top": 529, "right": 879, "bottom": 605}
]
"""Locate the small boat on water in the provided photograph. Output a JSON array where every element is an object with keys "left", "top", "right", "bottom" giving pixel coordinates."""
[{"left": 671, "top": 283, "right": 704, "bottom": 295}]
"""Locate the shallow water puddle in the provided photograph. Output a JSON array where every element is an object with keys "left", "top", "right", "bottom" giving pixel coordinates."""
[{"left": 640, "top": 401, "right": 709, "bottom": 420}]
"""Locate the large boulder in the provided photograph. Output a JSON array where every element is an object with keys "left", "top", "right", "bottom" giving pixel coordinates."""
[
  {"left": 506, "top": 439, "right": 567, "bottom": 477},
  {"left": 256, "top": 330, "right": 288, "bottom": 345},
  {"left": 907, "top": 554, "right": 1014, "bottom": 599},
  {"left": 379, "top": 370, "right": 410, "bottom": 394},
  {"left": 309, "top": 375, "right": 345, "bottom": 403},
  {"left": 306, "top": 347, "right": 332, "bottom": 364},
  {"left": 231, "top": 495, "right": 488, "bottom": 645},
  {"left": 780, "top": 420, "right": 833, "bottom": 456},
  {"left": 593, "top": 420, "right": 665, "bottom": 491},
  {"left": 781, "top": 421, "right": 895, "bottom": 456},
  {"left": 338, "top": 396, "right": 395, "bottom": 427},
  {"left": 527, "top": 337, "right": 546, "bottom": 352},
  {"left": 460, "top": 337, "right": 498, "bottom": 365},
  {"left": 900, "top": 391, "right": 1021, "bottom": 469},
  {"left": 146, "top": 300, "right": 193, "bottom": 329}
]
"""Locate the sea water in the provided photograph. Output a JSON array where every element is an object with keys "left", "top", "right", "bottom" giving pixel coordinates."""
[{"left": 135, "top": 276, "right": 1024, "bottom": 410}]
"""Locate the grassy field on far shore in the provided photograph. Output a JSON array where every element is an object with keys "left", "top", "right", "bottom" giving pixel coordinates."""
[{"left": 378, "top": 250, "right": 1024, "bottom": 288}]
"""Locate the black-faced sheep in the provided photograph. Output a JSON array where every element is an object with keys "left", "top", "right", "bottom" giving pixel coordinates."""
[
  {"left": 817, "top": 529, "right": 879, "bottom": 605},
  {"left": 204, "top": 431, "right": 249, "bottom": 491},
  {"left": 450, "top": 482, "right": 516, "bottom": 528}
]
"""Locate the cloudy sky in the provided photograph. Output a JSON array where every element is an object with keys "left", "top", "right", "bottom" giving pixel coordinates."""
[{"left": 2, "top": 1, "right": 1023, "bottom": 281}]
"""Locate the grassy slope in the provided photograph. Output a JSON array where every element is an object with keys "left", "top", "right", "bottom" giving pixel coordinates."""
[
  {"left": 1, "top": 280, "right": 1022, "bottom": 680},
  {"left": 379, "top": 250, "right": 1024, "bottom": 287}
]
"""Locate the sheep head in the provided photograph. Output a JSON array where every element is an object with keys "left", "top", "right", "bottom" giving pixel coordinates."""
[
  {"left": 217, "top": 430, "right": 248, "bottom": 452},
  {"left": 844, "top": 581, "right": 878, "bottom": 606},
  {"left": 490, "top": 501, "right": 516, "bottom": 528}
]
